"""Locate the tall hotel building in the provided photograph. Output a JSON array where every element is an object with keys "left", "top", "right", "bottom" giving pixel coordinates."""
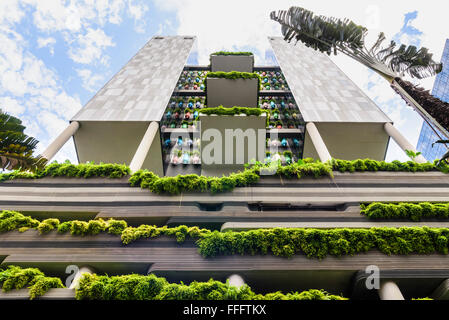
[
  {"left": 1, "top": 36, "right": 449, "bottom": 301},
  {"left": 417, "top": 39, "right": 449, "bottom": 161}
]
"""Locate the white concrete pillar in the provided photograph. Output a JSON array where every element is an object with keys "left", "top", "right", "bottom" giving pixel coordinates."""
[
  {"left": 378, "top": 281, "right": 405, "bottom": 300},
  {"left": 227, "top": 274, "right": 245, "bottom": 288},
  {"left": 129, "top": 122, "right": 159, "bottom": 172},
  {"left": 41, "top": 121, "right": 80, "bottom": 161},
  {"left": 306, "top": 122, "right": 332, "bottom": 162},
  {"left": 384, "top": 123, "right": 427, "bottom": 163},
  {"left": 69, "top": 266, "right": 95, "bottom": 289}
]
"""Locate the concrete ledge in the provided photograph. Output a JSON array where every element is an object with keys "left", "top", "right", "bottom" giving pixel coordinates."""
[
  {"left": 0, "top": 288, "right": 75, "bottom": 300},
  {"left": 220, "top": 221, "right": 449, "bottom": 232}
]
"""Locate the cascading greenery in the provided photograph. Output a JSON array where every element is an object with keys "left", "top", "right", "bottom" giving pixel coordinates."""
[
  {"left": 76, "top": 273, "right": 346, "bottom": 300},
  {"left": 199, "top": 106, "right": 264, "bottom": 117},
  {"left": 0, "top": 158, "right": 447, "bottom": 195},
  {"left": 211, "top": 51, "right": 254, "bottom": 56},
  {"left": 0, "top": 161, "right": 130, "bottom": 182},
  {"left": 129, "top": 160, "right": 332, "bottom": 195},
  {"left": 3, "top": 211, "right": 449, "bottom": 259},
  {"left": 361, "top": 202, "right": 449, "bottom": 221},
  {"left": 206, "top": 71, "right": 262, "bottom": 91},
  {"left": 330, "top": 158, "right": 448, "bottom": 173},
  {"left": 0, "top": 265, "right": 64, "bottom": 300}
]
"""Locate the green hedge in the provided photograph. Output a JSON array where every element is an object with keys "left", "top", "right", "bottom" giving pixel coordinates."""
[
  {"left": 0, "top": 161, "right": 130, "bottom": 182},
  {"left": 200, "top": 106, "right": 264, "bottom": 117},
  {"left": 129, "top": 161, "right": 332, "bottom": 195},
  {"left": 76, "top": 273, "right": 346, "bottom": 300},
  {"left": 197, "top": 227, "right": 449, "bottom": 258},
  {"left": 0, "top": 210, "right": 129, "bottom": 236},
  {"left": 4, "top": 211, "right": 449, "bottom": 259},
  {"left": 206, "top": 71, "right": 261, "bottom": 82},
  {"left": 330, "top": 158, "right": 448, "bottom": 173},
  {"left": 0, "top": 265, "right": 64, "bottom": 300},
  {"left": 1, "top": 159, "right": 447, "bottom": 195},
  {"left": 361, "top": 202, "right": 449, "bottom": 221},
  {"left": 211, "top": 51, "right": 254, "bottom": 56}
]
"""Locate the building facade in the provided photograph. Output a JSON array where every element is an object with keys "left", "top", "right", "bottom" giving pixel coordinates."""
[
  {"left": 416, "top": 39, "right": 449, "bottom": 161},
  {"left": 0, "top": 36, "right": 447, "bottom": 301}
]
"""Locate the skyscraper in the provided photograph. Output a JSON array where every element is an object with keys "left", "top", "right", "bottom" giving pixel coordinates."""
[
  {"left": 416, "top": 39, "right": 449, "bottom": 161},
  {"left": 1, "top": 36, "right": 447, "bottom": 301}
]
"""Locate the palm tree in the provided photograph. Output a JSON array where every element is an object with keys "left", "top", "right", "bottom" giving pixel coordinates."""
[
  {"left": 270, "top": 7, "right": 449, "bottom": 145},
  {"left": 0, "top": 110, "right": 46, "bottom": 172}
]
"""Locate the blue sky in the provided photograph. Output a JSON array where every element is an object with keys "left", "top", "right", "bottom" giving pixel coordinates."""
[{"left": 1, "top": 0, "right": 448, "bottom": 163}]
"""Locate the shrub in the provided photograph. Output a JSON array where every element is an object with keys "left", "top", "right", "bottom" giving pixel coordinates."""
[
  {"left": 0, "top": 265, "right": 64, "bottom": 300},
  {"left": 0, "top": 161, "right": 130, "bottom": 182},
  {"left": 211, "top": 51, "right": 253, "bottom": 56},
  {"left": 0, "top": 210, "right": 40, "bottom": 232},
  {"left": 76, "top": 273, "right": 347, "bottom": 300},
  {"left": 4, "top": 211, "right": 449, "bottom": 260},
  {"left": 330, "top": 158, "right": 439, "bottom": 173},
  {"left": 361, "top": 202, "right": 449, "bottom": 221},
  {"left": 200, "top": 106, "right": 264, "bottom": 117}
]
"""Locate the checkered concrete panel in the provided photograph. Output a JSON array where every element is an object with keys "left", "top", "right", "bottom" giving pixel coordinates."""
[
  {"left": 269, "top": 37, "right": 391, "bottom": 123},
  {"left": 72, "top": 36, "right": 195, "bottom": 122}
]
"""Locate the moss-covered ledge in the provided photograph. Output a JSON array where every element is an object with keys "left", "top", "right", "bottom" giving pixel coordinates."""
[
  {"left": 0, "top": 159, "right": 447, "bottom": 195},
  {"left": 4, "top": 211, "right": 449, "bottom": 260}
]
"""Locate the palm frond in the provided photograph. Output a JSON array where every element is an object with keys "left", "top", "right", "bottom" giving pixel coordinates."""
[
  {"left": 433, "top": 140, "right": 449, "bottom": 148},
  {"left": 270, "top": 7, "right": 442, "bottom": 80},
  {"left": 0, "top": 110, "right": 45, "bottom": 172}
]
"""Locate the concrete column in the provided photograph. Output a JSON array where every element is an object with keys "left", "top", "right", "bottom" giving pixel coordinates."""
[
  {"left": 69, "top": 266, "right": 95, "bottom": 289},
  {"left": 41, "top": 121, "right": 80, "bottom": 161},
  {"left": 384, "top": 123, "right": 427, "bottom": 163},
  {"left": 306, "top": 122, "right": 332, "bottom": 162},
  {"left": 129, "top": 122, "right": 159, "bottom": 172},
  {"left": 378, "top": 281, "right": 405, "bottom": 300},
  {"left": 227, "top": 274, "right": 245, "bottom": 288}
]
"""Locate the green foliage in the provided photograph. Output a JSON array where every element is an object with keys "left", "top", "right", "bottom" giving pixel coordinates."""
[
  {"left": 211, "top": 51, "right": 254, "bottom": 56},
  {"left": 405, "top": 150, "right": 423, "bottom": 162},
  {"left": 330, "top": 158, "right": 439, "bottom": 173},
  {"left": 3, "top": 211, "right": 449, "bottom": 260},
  {"left": 76, "top": 273, "right": 347, "bottom": 300},
  {"left": 0, "top": 210, "right": 128, "bottom": 237},
  {"left": 0, "top": 210, "right": 39, "bottom": 232},
  {"left": 361, "top": 202, "right": 449, "bottom": 221},
  {"left": 207, "top": 71, "right": 260, "bottom": 81},
  {"left": 129, "top": 168, "right": 260, "bottom": 195},
  {"left": 121, "top": 225, "right": 210, "bottom": 245},
  {"left": 197, "top": 227, "right": 449, "bottom": 259},
  {"left": 200, "top": 106, "right": 264, "bottom": 117},
  {"left": 0, "top": 265, "right": 64, "bottom": 300},
  {"left": 0, "top": 110, "right": 47, "bottom": 172}
]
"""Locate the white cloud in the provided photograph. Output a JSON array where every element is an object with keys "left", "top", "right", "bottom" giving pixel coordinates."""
[
  {"left": 0, "top": 0, "right": 151, "bottom": 163},
  {"left": 37, "top": 37, "right": 56, "bottom": 55},
  {"left": 68, "top": 28, "right": 115, "bottom": 65},
  {"left": 76, "top": 68, "right": 104, "bottom": 92}
]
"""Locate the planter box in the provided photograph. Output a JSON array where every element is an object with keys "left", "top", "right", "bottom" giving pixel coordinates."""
[
  {"left": 210, "top": 55, "right": 254, "bottom": 72},
  {"left": 206, "top": 78, "right": 258, "bottom": 108},
  {"left": 200, "top": 114, "right": 267, "bottom": 175}
]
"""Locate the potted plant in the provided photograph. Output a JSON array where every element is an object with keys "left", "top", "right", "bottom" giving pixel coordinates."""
[
  {"left": 283, "top": 151, "right": 293, "bottom": 164},
  {"left": 171, "top": 149, "right": 182, "bottom": 165},
  {"left": 182, "top": 152, "right": 190, "bottom": 165},
  {"left": 192, "top": 150, "right": 201, "bottom": 165}
]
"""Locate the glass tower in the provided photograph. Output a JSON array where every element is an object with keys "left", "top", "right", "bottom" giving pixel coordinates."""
[{"left": 416, "top": 39, "right": 449, "bottom": 161}]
